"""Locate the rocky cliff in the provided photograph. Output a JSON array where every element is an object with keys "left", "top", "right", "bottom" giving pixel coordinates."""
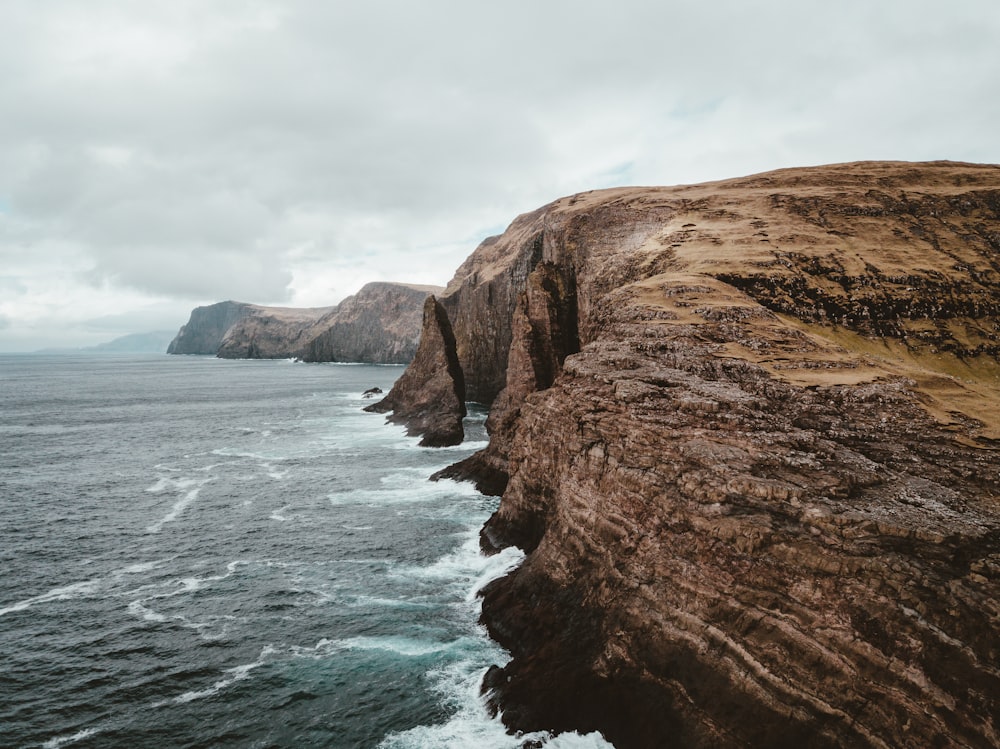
[
  {"left": 388, "top": 161, "right": 1000, "bottom": 747},
  {"left": 167, "top": 301, "right": 258, "bottom": 355},
  {"left": 168, "top": 282, "right": 440, "bottom": 361},
  {"left": 214, "top": 304, "right": 335, "bottom": 358},
  {"left": 299, "top": 282, "right": 442, "bottom": 364}
]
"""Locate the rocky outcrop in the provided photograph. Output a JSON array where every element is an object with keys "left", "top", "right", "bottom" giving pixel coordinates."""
[
  {"left": 411, "top": 161, "right": 1000, "bottom": 747},
  {"left": 365, "top": 296, "right": 466, "bottom": 447},
  {"left": 167, "top": 301, "right": 333, "bottom": 357},
  {"left": 299, "top": 282, "right": 442, "bottom": 364},
  {"left": 215, "top": 305, "right": 335, "bottom": 358},
  {"left": 168, "top": 282, "right": 440, "bottom": 361},
  {"left": 167, "top": 301, "right": 256, "bottom": 355}
]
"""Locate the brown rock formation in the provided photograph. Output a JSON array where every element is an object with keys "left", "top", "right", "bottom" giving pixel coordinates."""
[
  {"left": 419, "top": 161, "right": 1000, "bottom": 747},
  {"left": 365, "top": 295, "right": 466, "bottom": 447},
  {"left": 168, "top": 282, "right": 440, "bottom": 361},
  {"left": 215, "top": 305, "right": 335, "bottom": 358},
  {"left": 299, "top": 282, "right": 443, "bottom": 364}
]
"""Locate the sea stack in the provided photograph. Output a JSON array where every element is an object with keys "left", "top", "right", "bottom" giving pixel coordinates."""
[
  {"left": 392, "top": 161, "right": 1000, "bottom": 748},
  {"left": 365, "top": 295, "right": 466, "bottom": 447}
]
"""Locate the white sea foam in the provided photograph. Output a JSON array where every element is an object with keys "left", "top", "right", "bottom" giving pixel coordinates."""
[
  {"left": 378, "top": 517, "right": 618, "bottom": 749},
  {"left": 336, "top": 635, "right": 467, "bottom": 658},
  {"left": 127, "top": 600, "right": 167, "bottom": 622},
  {"left": 346, "top": 594, "right": 434, "bottom": 610},
  {"left": 120, "top": 560, "right": 164, "bottom": 575},
  {"left": 269, "top": 504, "right": 292, "bottom": 521},
  {"left": 378, "top": 661, "right": 615, "bottom": 748},
  {"left": 42, "top": 727, "right": 103, "bottom": 749},
  {"left": 328, "top": 472, "right": 481, "bottom": 507},
  {"left": 0, "top": 578, "right": 103, "bottom": 618},
  {"left": 264, "top": 464, "right": 289, "bottom": 480},
  {"left": 173, "top": 644, "right": 277, "bottom": 704},
  {"left": 394, "top": 528, "right": 524, "bottom": 602},
  {"left": 145, "top": 477, "right": 213, "bottom": 533}
]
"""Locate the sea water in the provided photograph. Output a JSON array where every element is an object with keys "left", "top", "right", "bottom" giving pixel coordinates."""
[{"left": 0, "top": 354, "right": 612, "bottom": 748}]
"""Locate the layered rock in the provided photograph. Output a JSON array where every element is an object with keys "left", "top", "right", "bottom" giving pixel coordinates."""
[
  {"left": 167, "top": 301, "right": 258, "bottom": 355},
  {"left": 405, "top": 161, "right": 1000, "bottom": 747},
  {"left": 299, "top": 282, "right": 442, "bottom": 364},
  {"left": 215, "top": 305, "right": 335, "bottom": 358},
  {"left": 365, "top": 296, "right": 466, "bottom": 447},
  {"left": 167, "top": 282, "right": 440, "bottom": 361}
]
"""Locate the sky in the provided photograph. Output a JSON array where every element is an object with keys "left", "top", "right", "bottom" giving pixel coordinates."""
[{"left": 1, "top": 0, "right": 998, "bottom": 351}]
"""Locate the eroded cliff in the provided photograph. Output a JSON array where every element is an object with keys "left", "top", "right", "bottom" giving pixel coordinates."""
[
  {"left": 167, "top": 301, "right": 256, "bottom": 355},
  {"left": 401, "top": 161, "right": 1000, "bottom": 747},
  {"left": 300, "top": 282, "right": 442, "bottom": 364},
  {"left": 168, "top": 282, "right": 440, "bottom": 361}
]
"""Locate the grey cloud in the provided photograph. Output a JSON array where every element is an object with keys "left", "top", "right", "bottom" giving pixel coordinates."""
[{"left": 0, "top": 0, "right": 998, "bottom": 349}]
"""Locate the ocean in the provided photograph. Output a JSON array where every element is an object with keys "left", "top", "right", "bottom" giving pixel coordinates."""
[{"left": 0, "top": 354, "right": 612, "bottom": 749}]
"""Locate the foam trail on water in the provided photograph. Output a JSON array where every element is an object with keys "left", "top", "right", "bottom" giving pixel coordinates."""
[
  {"left": 332, "top": 635, "right": 470, "bottom": 658},
  {"left": 145, "top": 477, "right": 212, "bottom": 533},
  {"left": 0, "top": 578, "right": 102, "bottom": 618},
  {"left": 328, "top": 471, "right": 481, "bottom": 507},
  {"left": 42, "top": 727, "right": 103, "bottom": 749},
  {"left": 172, "top": 645, "right": 277, "bottom": 704},
  {"left": 127, "top": 600, "right": 167, "bottom": 623}
]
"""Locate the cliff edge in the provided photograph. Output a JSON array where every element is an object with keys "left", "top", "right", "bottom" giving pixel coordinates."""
[{"left": 392, "top": 161, "right": 1000, "bottom": 747}]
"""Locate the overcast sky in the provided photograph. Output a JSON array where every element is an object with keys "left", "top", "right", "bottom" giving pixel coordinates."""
[{"left": 1, "top": 0, "right": 998, "bottom": 351}]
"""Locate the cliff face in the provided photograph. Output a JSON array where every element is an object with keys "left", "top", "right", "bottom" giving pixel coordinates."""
[
  {"left": 168, "top": 282, "right": 440, "bottom": 361},
  {"left": 407, "top": 161, "right": 1000, "bottom": 747},
  {"left": 300, "top": 282, "right": 442, "bottom": 364},
  {"left": 167, "top": 301, "right": 254, "bottom": 355},
  {"left": 215, "top": 305, "right": 335, "bottom": 358}
]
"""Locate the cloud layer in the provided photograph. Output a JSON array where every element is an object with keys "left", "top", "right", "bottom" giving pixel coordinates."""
[{"left": 1, "top": 0, "right": 998, "bottom": 349}]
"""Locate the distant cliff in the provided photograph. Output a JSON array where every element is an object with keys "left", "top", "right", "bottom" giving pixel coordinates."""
[
  {"left": 299, "top": 282, "right": 442, "bottom": 364},
  {"left": 167, "top": 301, "right": 257, "bottom": 355},
  {"left": 167, "top": 282, "right": 441, "bottom": 362},
  {"left": 378, "top": 161, "right": 1000, "bottom": 748}
]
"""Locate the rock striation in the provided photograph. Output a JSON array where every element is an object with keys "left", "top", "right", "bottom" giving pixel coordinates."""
[
  {"left": 167, "top": 301, "right": 260, "bottom": 355},
  {"left": 389, "top": 161, "right": 1000, "bottom": 747},
  {"left": 167, "top": 282, "right": 440, "bottom": 361},
  {"left": 365, "top": 295, "right": 466, "bottom": 447},
  {"left": 299, "top": 282, "right": 442, "bottom": 364},
  {"left": 215, "top": 304, "right": 335, "bottom": 358}
]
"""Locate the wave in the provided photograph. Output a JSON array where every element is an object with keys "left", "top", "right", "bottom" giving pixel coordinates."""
[
  {"left": 171, "top": 644, "right": 277, "bottom": 704},
  {"left": 0, "top": 578, "right": 103, "bottom": 618},
  {"left": 269, "top": 504, "right": 292, "bottom": 521},
  {"left": 378, "top": 515, "right": 617, "bottom": 748},
  {"left": 145, "top": 477, "right": 213, "bottom": 533},
  {"left": 327, "top": 471, "right": 481, "bottom": 507},
  {"left": 379, "top": 661, "right": 614, "bottom": 748},
  {"left": 42, "top": 727, "right": 104, "bottom": 749}
]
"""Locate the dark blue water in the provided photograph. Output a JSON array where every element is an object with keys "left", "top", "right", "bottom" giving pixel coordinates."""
[{"left": 0, "top": 354, "right": 613, "bottom": 748}]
